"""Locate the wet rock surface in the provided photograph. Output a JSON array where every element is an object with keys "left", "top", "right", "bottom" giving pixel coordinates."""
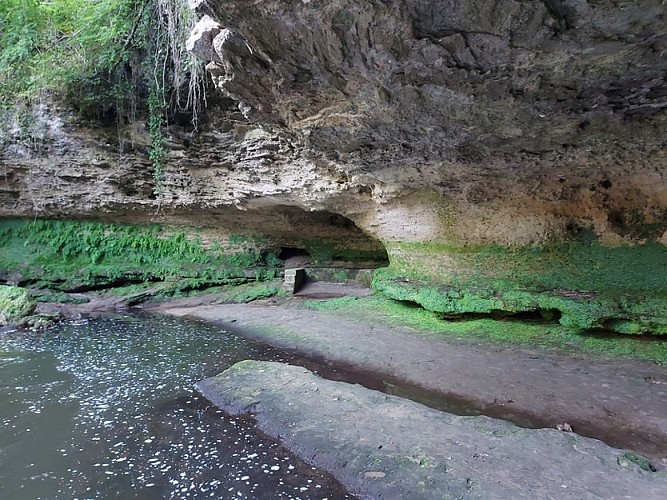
[
  {"left": 198, "top": 360, "right": 667, "bottom": 500},
  {"left": 159, "top": 301, "right": 667, "bottom": 460}
]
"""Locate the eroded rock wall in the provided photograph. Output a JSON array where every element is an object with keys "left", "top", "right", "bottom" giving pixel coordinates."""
[
  {"left": 1, "top": 0, "right": 666, "bottom": 331},
  {"left": 181, "top": 0, "right": 667, "bottom": 332},
  {"left": 186, "top": 0, "right": 667, "bottom": 244}
]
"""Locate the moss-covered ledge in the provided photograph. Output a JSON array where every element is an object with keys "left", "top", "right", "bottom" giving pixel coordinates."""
[
  {"left": 372, "top": 240, "right": 667, "bottom": 335},
  {"left": 0, "top": 219, "right": 283, "bottom": 295}
]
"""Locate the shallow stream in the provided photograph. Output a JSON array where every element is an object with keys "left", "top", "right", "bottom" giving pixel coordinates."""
[{"left": 0, "top": 314, "right": 355, "bottom": 499}]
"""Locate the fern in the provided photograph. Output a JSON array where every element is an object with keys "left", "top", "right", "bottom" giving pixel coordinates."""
[{"left": 2, "top": 220, "right": 285, "bottom": 291}]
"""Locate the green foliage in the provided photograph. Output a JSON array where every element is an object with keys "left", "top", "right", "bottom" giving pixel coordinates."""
[
  {"left": 0, "top": 0, "right": 206, "bottom": 131},
  {"left": 264, "top": 252, "right": 283, "bottom": 268},
  {"left": 0, "top": 219, "right": 283, "bottom": 291},
  {"left": 1, "top": 0, "right": 134, "bottom": 104}
]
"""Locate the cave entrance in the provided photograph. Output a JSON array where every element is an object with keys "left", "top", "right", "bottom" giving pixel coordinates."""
[
  {"left": 271, "top": 208, "right": 389, "bottom": 291},
  {"left": 279, "top": 247, "right": 312, "bottom": 261},
  {"left": 273, "top": 207, "right": 388, "bottom": 266}
]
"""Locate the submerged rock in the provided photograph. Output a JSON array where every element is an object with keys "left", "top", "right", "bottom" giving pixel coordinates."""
[
  {"left": 0, "top": 286, "right": 36, "bottom": 325},
  {"left": 199, "top": 360, "right": 667, "bottom": 499},
  {"left": 17, "top": 311, "right": 65, "bottom": 330}
]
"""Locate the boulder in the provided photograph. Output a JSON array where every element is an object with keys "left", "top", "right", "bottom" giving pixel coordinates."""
[{"left": 0, "top": 286, "right": 37, "bottom": 325}]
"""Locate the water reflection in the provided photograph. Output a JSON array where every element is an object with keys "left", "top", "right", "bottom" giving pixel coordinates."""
[{"left": 0, "top": 315, "right": 354, "bottom": 499}]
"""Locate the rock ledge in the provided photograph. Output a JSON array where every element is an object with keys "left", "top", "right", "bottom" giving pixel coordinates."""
[{"left": 198, "top": 360, "right": 667, "bottom": 499}]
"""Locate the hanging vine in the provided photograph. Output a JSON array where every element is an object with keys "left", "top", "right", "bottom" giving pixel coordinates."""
[
  {"left": 0, "top": 0, "right": 209, "bottom": 195},
  {"left": 148, "top": 87, "right": 167, "bottom": 197}
]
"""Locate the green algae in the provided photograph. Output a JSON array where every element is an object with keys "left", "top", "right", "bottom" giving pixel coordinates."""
[
  {"left": 378, "top": 240, "right": 667, "bottom": 335},
  {"left": 0, "top": 285, "right": 36, "bottom": 325},
  {"left": 620, "top": 452, "right": 657, "bottom": 472},
  {"left": 373, "top": 270, "right": 667, "bottom": 334},
  {"left": 305, "top": 295, "right": 667, "bottom": 365},
  {"left": 386, "top": 240, "right": 667, "bottom": 294},
  {"left": 225, "top": 282, "right": 285, "bottom": 303},
  {"left": 93, "top": 279, "right": 285, "bottom": 305}
]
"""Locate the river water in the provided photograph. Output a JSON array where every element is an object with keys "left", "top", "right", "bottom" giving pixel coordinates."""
[{"left": 0, "top": 314, "right": 355, "bottom": 499}]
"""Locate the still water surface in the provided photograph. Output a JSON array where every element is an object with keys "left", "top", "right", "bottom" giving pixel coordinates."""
[{"left": 0, "top": 314, "right": 354, "bottom": 499}]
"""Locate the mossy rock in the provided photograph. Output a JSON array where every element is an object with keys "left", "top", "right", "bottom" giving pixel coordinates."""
[
  {"left": 372, "top": 269, "right": 667, "bottom": 335},
  {"left": 17, "top": 312, "right": 64, "bottom": 330},
  {"left": 0, "top": 286, "right": 37, "bottom": 325},
  {"left": 374, "top": 238, "right": 667, "bottom": 336}
]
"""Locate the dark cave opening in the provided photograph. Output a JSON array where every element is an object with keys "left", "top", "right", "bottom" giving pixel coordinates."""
[
  {"left": 272, "top": 207, "right": 389, "bottom": 268},
  {"left": 278, "top": 247, "right": 313, "bottom": 260}
]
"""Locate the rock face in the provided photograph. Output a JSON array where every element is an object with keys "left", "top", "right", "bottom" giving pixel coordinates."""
[
  {"left": 184, "top": 0, "right": 667, "bottom": 246},
  {"left": 198, "top": 360, "right": 667, "bottom": 499},
  {"left": 1, "top": 0, "right": 666, "bottom": 331}
]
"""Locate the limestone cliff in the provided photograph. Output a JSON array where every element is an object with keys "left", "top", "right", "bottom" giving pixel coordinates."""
[{"left": 1, "top": 0, "right": 666, "bottom": 332}]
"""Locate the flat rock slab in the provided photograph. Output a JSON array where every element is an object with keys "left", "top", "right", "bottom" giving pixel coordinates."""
[
  {"left": 160, "top": 302, "right": 667, "bottom": 460},
  {"left": 199, "top": 361, "right": 667, "bottom": 500}
]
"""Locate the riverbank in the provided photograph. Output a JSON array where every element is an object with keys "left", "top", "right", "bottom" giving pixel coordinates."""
[
  {"left": 154, "top": 297, "right": 667, "bottom": 460},
  {"left": 199, "top": 360, "right": 667, "bottom": 500},
  {"left": 147, "top": 291, "right": 667, "bottom": 498},
  {"left": 4, "top": 278, "right": 666, "bottom": 498}
]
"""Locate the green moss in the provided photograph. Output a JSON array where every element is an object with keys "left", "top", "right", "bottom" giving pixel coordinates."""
[
  {"left": 17, "top": 311, "right": 64, "bottom": 330},
  {"left": 386, "top": 240, "right": 667, "bottom": 294},
  {"left": 304, "top": 295, "right": 667, "bottom": 365},
  {"left": 0, "top": 219, "right": 282, "bottom": 292},
  {"left": 620, "top": 452, "right": 656, "bottom": 472},
  {"left": 31, "top": 289, "right": 89, "bottom": 304},
  {"left": 0, "top": 0, "right": 205, "bottom": 138},
  {"left": 305, "top": 296, "right": 360, "bottom": 311},
  {"left": 0, "top": 285, "right": 36, "bottom": 325},
  {"left": 93, "top": 280, "right": 285, "bottom": 305},
  {"left": 226, "top": 282, "right": 285, "bottom": 303},
  {"left": 378, "top": 240, "right": 667, "bottom": 335},
  {"left": 332, "top": 270, "right": 349, "bottom": 282},
  {"left": 373, "top": 270, "right": 667, "bottom": 334}
]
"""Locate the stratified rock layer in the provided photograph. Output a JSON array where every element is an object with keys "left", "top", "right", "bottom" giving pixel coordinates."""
[
  {"left": 185, "top": 0, "right": 667, "bottom": 247},
  {"left": 2, "top": 1, "right": 666, "bottom": 331}
]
